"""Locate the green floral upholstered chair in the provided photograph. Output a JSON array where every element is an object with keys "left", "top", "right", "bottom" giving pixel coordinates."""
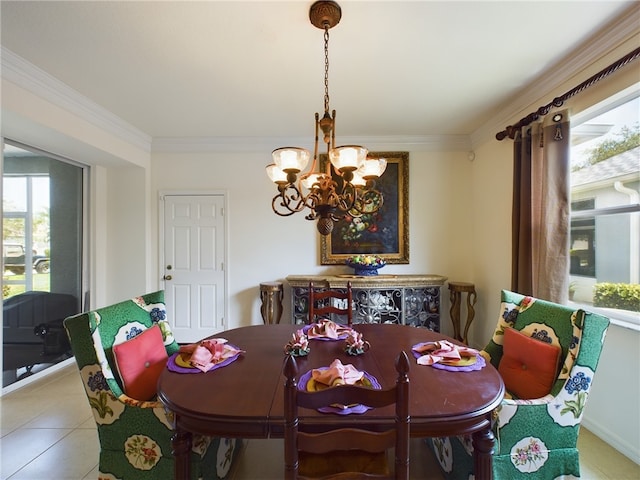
[
  {"left": 63, "top": 290, "right": 241, "bottom": 480},
  {"left": 427, "top": 290, "right": 610, "bottom": 479}
]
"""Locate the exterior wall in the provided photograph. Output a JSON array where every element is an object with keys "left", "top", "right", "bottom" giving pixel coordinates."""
[{"left": 573, "top": 180, "right": 640, "bottom": 284}]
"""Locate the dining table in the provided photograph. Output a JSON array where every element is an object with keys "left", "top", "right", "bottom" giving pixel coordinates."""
[{"left": 157, "top": 322, "right": 505, "bottom": 480}]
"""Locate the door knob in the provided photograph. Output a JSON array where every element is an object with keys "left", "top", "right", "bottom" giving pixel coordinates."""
[{"left": 163, "top": 275, "right": 172, "bottom": 281}]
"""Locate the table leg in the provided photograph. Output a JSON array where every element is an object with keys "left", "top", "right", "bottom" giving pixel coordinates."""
[
  {"left": 472, "top": 427, "right": 495, "bottom": 480},
  {"left": 171, "top": 428, "right": 192, "bottom": 480}
]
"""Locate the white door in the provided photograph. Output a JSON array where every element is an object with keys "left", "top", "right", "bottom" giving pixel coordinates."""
[{"left": 161, "top": 194, "right": 226, "bottom": 343}]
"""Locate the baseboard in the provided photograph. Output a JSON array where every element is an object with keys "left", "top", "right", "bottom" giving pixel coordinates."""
[
  {"left": 582, "top": 417, "right": 640, "bottom": 465},
  {"left": 1, "top": 357, "right": 75, "bottom": 396}
]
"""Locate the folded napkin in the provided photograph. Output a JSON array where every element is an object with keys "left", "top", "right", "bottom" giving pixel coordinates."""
[
  {"left": 178, "top": 338, "right": 244, "bottom": 373},
  {"left": 312, "top": 358, "right": 364, "bottom": 386},
  {"left": 413, "top": 340, "right": 478, "bottom": 366},
  {"left": 307, "top": 319, "right": 353, "bottom": 340}
]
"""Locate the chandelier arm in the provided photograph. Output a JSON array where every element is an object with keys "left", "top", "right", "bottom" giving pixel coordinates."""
[
  {"left": 304, "top": 192, "right": 322, "bottom": 221},
  {"left": 302, "top": 190, "right": 326, "bottom": 213},
  {"left": 271, "top": 185, "right": 307, "bottom": 217},
  {"left": 332, "top": 182, "right": 357, "bottom": 213}
]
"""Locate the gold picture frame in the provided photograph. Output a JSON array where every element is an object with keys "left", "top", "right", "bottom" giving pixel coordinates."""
[{"left": 320, "top": 151, "right": 409, "bottom": 264}]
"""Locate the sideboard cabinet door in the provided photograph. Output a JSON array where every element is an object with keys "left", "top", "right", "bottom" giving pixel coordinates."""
[{"left": 287, "top": 275, "right": 446, "bottom": 331}]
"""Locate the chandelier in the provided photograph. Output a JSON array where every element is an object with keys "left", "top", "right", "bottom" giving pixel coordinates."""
[{"left": 265, "top": 0, "right": 387, "bottom": 236}]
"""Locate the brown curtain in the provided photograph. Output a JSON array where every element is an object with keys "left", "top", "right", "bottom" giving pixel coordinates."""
[{"left": 511, "top": 109, "right": 570, "bottom": 303}]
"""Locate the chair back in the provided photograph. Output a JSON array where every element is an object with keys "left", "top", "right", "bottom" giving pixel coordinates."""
[
  {"left": 308, "top": 281, "right": 353, "bottom": 325},
  {"left": 66, "top": 290, "right": 178, "bottom": 398},
  {"left": 483, "top": 289, "right": 610, "bottom": 397},
  {"left": 284, "top": 351, "right": 410, "bottom": 480}
]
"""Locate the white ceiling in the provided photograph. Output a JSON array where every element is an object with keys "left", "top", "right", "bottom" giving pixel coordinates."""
[{"left": 1, "top": 1, "right": 637, "bottom": 149}]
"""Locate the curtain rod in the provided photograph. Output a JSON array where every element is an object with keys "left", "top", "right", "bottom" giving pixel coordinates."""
[{"left": 496, "top": 46, "right": 640, "bottom": 141}]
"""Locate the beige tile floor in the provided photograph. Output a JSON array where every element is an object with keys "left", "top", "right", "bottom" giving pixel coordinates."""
[{"left": 1, "top": 364, "right": 638, "bottom": 479}]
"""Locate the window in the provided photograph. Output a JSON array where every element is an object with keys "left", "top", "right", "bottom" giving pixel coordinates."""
[
  {"left": 570, "top": 199, "right": 596, "bottom": 277},
  {"left": 570, "top": 87, "right": 640, "bottom": 323}
]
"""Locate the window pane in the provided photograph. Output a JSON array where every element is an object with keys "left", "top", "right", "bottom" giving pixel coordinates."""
[{"left": 570, "top": 93, "right": 640, "bottom": 315}]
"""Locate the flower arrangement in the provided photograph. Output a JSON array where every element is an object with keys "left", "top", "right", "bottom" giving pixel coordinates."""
[
  {"left": 346, "top": 255, "right": 386, "bottom": 276},
  {"left": 284, "top": 329, "right": 310, "bottom": 357},
  {"left": 346, "top": 255, "right": 386, "bottom": 267},
  {"left": 344, "top": 330, "right": 370, "bottom": 356}
]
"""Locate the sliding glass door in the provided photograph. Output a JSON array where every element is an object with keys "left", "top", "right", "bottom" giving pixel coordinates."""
[{"left": 2, "top": 141, "right": 86, "bottom": 388}]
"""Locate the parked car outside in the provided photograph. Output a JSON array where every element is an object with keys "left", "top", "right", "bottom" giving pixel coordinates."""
[{"left": 2, "top": 243, "right": 50, "bottom": 274}]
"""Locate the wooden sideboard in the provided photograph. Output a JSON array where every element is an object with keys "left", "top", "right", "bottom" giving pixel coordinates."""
[{"left": 286, "top": 274, "right": 447, "bottom": 331}]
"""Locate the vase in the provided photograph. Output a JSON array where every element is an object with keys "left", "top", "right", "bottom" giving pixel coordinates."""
[{"left": 348, "top": 263, "right": 383, "bottom": 276}]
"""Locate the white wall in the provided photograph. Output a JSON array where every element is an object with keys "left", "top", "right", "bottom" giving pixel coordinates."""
[
  {"left": 150, "top": 150, "right": 475, "bottom": 334},
  {"left": 467, "top": 139, "right": 514, "bottom": 348},
  {"left": 583, "top": 323, "right": 640, "bottom": 463},
  {"left": 106, "top": 165, "right": 148, "bottom": 302}
]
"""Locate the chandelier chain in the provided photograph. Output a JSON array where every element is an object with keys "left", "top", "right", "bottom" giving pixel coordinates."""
[{"left": 324, "top": 26, "right": 330, "bottom": 114}]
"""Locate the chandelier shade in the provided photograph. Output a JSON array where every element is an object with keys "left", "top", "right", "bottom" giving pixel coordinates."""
[
  {"left": 329, "top": 145, "right": 367, "bottom": 174},
  {"left": 266, "top": 1, "right": 387, "bottom": 235},
  {"left": 360, "top": 157, "right": 388, "bottom": 180},
  {"left": 272, "top": 147, "right": 310, "bottom": 174},
  {"left": 265, "top": 163, "right": 288, "bottom": 184}
]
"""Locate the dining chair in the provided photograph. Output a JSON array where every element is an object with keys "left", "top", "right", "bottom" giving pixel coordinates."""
[
  {"left": 308, "top": 281, "right": 353, "bottom": 325},
  {"left": 64, "top": 290, "right": 241, "bottom": 480},
  {"left": 426, "top": 289, "right": 610, "bottom": 480},
  {"left": 284, "top": 351, "right": 411, "bottom": 480}
]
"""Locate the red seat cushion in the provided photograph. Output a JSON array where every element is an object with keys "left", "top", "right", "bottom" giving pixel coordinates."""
[
  {"left": 112, "top": 324, "right": 168, "bottom": 401},
  {"left": 498, "top": 327, "right": 561, "bottom": 399}
]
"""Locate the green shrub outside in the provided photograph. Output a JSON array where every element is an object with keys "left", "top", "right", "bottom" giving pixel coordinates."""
[
  {"left": 2, "top": 273, "right": 50, "bottom": 298},
  {"left": 593, "top": 282, "right": 640, "bottom": 312}
]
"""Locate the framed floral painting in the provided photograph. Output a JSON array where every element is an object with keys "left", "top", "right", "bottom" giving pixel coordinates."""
[{"left": 320, "top": 151, "right": 409, "bottom": 264}]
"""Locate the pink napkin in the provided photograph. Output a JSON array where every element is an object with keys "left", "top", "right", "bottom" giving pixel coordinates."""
[
  {"left": 312, "top": 359, "right": 364, "bottom": 386},
  {"left": 413, "top": 340, "right": 478, "bottom": 366},
  {"left": 307, "top": 319, "right": 353, "bottom": 340},
  {"left": 178, "top": 338, "right": 244, "bottom": 373}
]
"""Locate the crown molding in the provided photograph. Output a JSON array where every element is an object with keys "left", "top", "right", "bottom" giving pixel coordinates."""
[
  {"left": 470, "top": 3, "right": 640, "bottom": 148},
  {"left": 150, "top": 134, "right": 471, "bottom": 154},
  {"left": 1, "top": 46, "right": 152, "bottom": 152}
]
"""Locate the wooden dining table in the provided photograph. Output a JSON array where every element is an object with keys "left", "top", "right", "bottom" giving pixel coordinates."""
[{"left": 157, "top": 323, "right": 505, "bottom": 480}]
